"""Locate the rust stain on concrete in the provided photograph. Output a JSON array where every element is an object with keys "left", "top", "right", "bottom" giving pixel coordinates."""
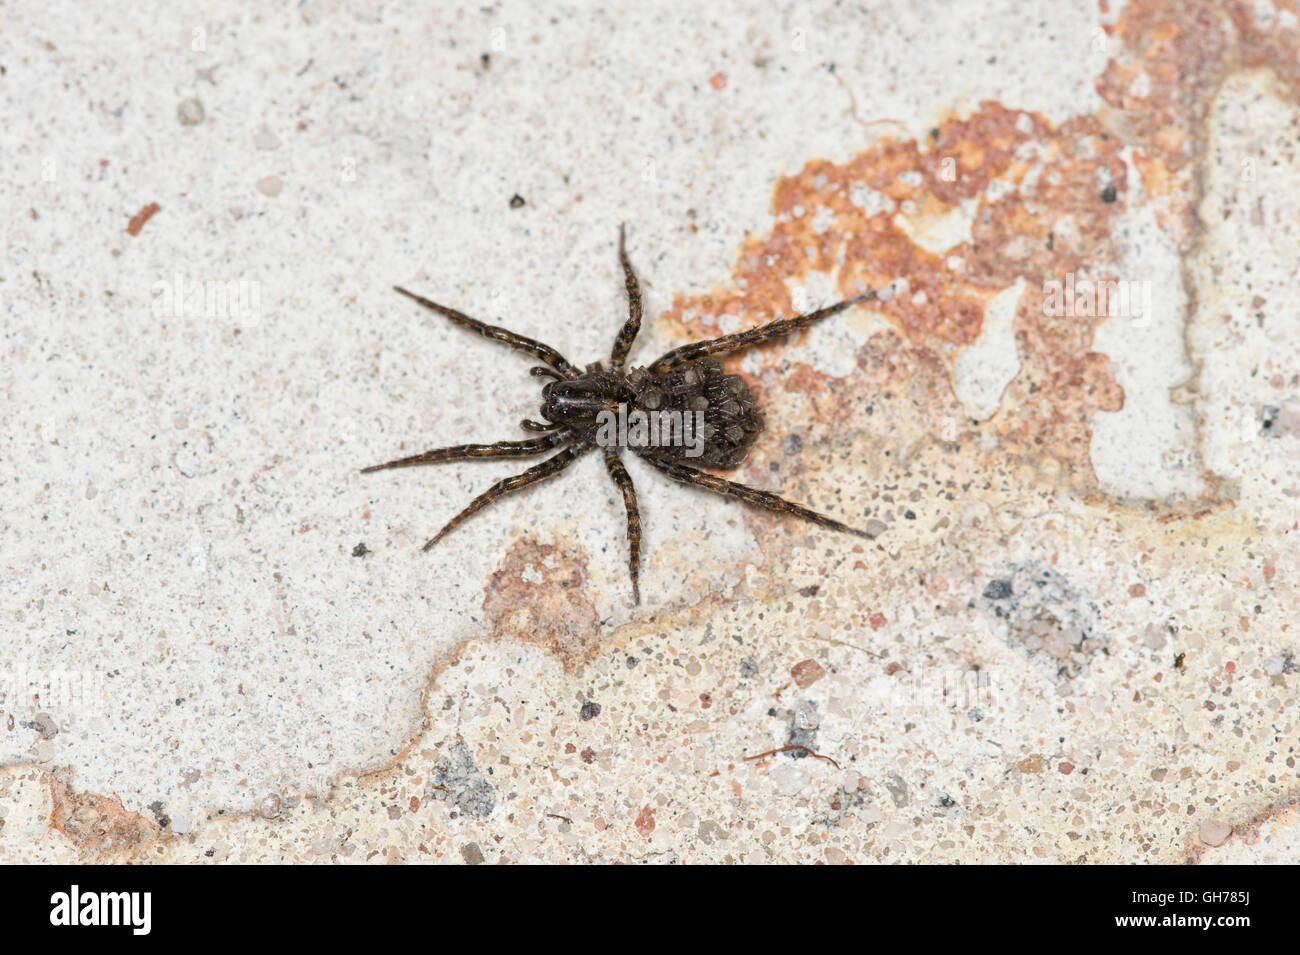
[
  {"left": 48, "top": 770, "right": 164, "bottom": 857},
  {"left": 483, "top": 536, "right": 602, "bottom": 672},
  {"left": 648, "top": 1, "right": 1300, "bottom": 509},
  {"left": 654, "top": 102, "right": 1130, "bottom": 493}
]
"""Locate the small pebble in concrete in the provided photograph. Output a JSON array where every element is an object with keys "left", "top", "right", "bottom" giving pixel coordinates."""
[
  {"left": 30, "top": 712, "right": 58, "bottom": 740},
  {"left": 177, "top": 97, "right": 205, "bottom": 125},
  {"left": 461, "top": 842, "right": 484, "bottom": 864},
  {"left": 791, "top": 659, "right": 825, "bottom": 688},
  {"left": 864, "top": 518, "right": 888, "bottom": 538},
  {"left": 983, "top": 579, "right": 1013, "bottom": 600},
  {"left": 430, "top": 742, "right": 495, "bottom": 817},
  {"left": 1199, "top": 820, "right": 1232, "bottom": 847}
]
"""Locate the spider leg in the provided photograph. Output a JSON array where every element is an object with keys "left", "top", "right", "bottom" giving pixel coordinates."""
[
  {"left": 603, "top": 449, "right": 642, "bottom": 605},
  {"left": 530, "top": 365, "right": 563, "bottom": 381},
  {"left": 361, "top": 432, "right": 566, "bottom": 473},
  {"left": 520, "top": 418, "right": 559, "bottom": 433},
  {"left": 421, "top": 445, "right": 585, "bottom": 551},
  {"left": 609, "top": 223, "right": 643, "bottom": 369},
  {"left": 645, "top": 457, "right": 877, "bottom": 539},
  {"left": 394, "top": 286, "right": 580, "bottom": 378},
  {"left": 648, "top": 289, "right": 877, "bottom": 374}
]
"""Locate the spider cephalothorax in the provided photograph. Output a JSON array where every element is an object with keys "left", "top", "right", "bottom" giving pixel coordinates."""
[{"left": 363, "top": 226, "right": 879, "bottom": 604}]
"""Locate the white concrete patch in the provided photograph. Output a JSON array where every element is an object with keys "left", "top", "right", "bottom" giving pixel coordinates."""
[
  {"left": 891, "top": 196, "right": 979, "bottom": 255},
  {"left": 848, "top": 183, "right": 896, "bottom": 216},
  {"left": 1090, "top": 184, "right": 1204, "bottom": 501},
  {"left": 953, "top": 278, "right": 1025, "bottom": 421},
  {"left": 1188, "top": 69, "right": 1300, "bottom": 504}
]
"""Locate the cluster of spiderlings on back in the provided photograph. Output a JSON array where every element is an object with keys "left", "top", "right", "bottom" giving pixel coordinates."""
[{"left": 627, "top": 358, "right": 763, "bottom": 468}]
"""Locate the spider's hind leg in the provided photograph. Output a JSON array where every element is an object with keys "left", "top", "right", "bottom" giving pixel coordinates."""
[
  {"left": 609, "top": 224, "right": 643, "bottom": 370},
  {"left": 603, "top": 449, "right": 642, "bottom": 605},
  {"left": 421, "top": 445, "right": 584, "bottom": 551},
  {"left": 646, "top": 457, "right": 876, "bottom": 539}
]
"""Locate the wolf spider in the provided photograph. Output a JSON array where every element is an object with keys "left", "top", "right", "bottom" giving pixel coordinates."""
[{"left": 363, "top": 226, "right": 878, "bottom": 604}]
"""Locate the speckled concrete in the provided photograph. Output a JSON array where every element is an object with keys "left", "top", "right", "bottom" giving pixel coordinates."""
[{"left": 1, "top": 0, "right": 1297, "bottom": 863}]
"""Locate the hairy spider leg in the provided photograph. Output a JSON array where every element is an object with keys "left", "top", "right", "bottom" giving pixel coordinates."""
[
  {"left": 393, "top": 286, "right": 579, "bottom": 378},
  {"left": 609, "top": 224, "right": 643, "bottom": 369},
  {"left": 645, "top": 457, "right": 877, "bottom": 539},
  {"left": 520, "top": 418, "right": 560, "bottom": 432},
  {"left": 648, "top": 289, "right": 878, "bottom": 374},
  {"left": 361, "top": 431, "right": 567, "bottom": 473},
  {"left": 421, "top": 445, "right": 585, "bottom": 551},
  {"left": 602, "top": 449, "right": 642, "bottom": 605}
]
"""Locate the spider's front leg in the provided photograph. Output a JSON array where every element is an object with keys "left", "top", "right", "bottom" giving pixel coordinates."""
[
  {"left": 520, "top": 418, "right": 559, "bottom": 433},
  {"left": 609, "top": 224, "right": 643, "bottom": 370},
  {"left": 361, "top": 432, "right": 566, "bottom": 472},
  {"left": 393, "top": 285, "right": 580, "bottom": 378}
]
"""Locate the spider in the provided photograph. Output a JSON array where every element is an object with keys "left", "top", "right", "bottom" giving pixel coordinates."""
[{"left": 363, "top": 226, "right": 879, "bottom": 604}]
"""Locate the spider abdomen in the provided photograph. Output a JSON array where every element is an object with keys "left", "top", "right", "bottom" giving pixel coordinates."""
[{"left": 625, "top": 358, "right": 763, "bottom": 469}]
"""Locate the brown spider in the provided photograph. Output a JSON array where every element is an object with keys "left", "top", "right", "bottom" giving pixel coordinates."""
[{"left": 363, "top": 226, "right": 879, "bottom": 604}]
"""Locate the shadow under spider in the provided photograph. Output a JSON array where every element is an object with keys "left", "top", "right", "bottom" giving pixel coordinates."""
[{"left": 363, "top": 225, "right": 880, "bottom": 605}]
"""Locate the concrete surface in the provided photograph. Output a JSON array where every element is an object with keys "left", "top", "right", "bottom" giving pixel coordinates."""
[{"left": 1, "top": 0, "right": 1297, "bottom": 862}]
